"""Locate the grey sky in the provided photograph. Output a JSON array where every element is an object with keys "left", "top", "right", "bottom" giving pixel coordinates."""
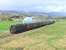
[{"left": 0, "top": 0, "right": 66, "bottom": 12}]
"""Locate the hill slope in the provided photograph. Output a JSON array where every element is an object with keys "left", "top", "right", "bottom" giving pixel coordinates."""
[{"left": 0, "top": 20, "right": 66, "bottom": 50}]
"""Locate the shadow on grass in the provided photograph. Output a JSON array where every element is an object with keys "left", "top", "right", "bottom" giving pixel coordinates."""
[{"left": 0, "top": 47, "right": 24, "bottom": 50}]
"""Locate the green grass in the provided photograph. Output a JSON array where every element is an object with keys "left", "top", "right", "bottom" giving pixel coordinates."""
[
  {"left": 0, "top": 21, "right": 16, "bottom": 31},
  {"left": 0, "top": 20, "right": 66, "bottom": 50},
  {"left": 0, "top": 19, "right": 23, "bottom": 32},
  {"left": 0, "top": 20, "right": 18, "bottom": 38},
  {"left": 0, "top": 19, "right": 22, "bottom": 32}
]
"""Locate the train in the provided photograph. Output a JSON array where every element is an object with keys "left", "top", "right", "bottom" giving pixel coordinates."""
[{"left": 10, "top": 19, "right": 55, "bottom": 34}]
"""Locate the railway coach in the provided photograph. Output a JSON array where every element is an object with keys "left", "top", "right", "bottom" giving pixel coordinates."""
[{"left": 10, "top": 19, "right": 55, "bottom": 34}]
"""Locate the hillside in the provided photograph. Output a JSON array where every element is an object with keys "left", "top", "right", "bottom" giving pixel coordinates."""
[
  {"left": 0, "top": 20, "right": 66, "bottom": 50},
  {"left": 48, "top": 12, "right": 66, "bottom": 17},
  {"left": 0, "top": 10, "right": 48, "bottom": 17}
]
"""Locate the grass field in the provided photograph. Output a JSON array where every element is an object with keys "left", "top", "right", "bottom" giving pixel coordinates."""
[
  {"left": 0, "top": 21, "right": 16, "bottom": 32},
  {"left": 0, "top": 20, "right": 66, "bottom": 50},
  {"left": 0, "top": 19, "right": 23, "bottom": 32}
]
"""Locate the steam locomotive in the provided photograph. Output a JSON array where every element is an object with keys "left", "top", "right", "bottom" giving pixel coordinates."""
[{"left": 10, "top": 19, "right": 55, "bottom": 34}]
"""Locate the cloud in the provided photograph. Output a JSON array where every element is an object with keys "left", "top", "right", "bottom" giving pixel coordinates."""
[{"left": 0, "top": 0, "right": 66, "bottom": 12}]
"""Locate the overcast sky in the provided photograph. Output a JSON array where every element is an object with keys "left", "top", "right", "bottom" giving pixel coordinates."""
[{"left": 0, "top": 0, "right": 66, "bottom": 12}]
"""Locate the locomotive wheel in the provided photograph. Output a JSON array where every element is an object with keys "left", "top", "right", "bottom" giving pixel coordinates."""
[
  {"left": 26, "top": 26, "right": 32, "bottom": 30},
  {"left": 10, "top": 26, "right": 16, "bottom": 34}
]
